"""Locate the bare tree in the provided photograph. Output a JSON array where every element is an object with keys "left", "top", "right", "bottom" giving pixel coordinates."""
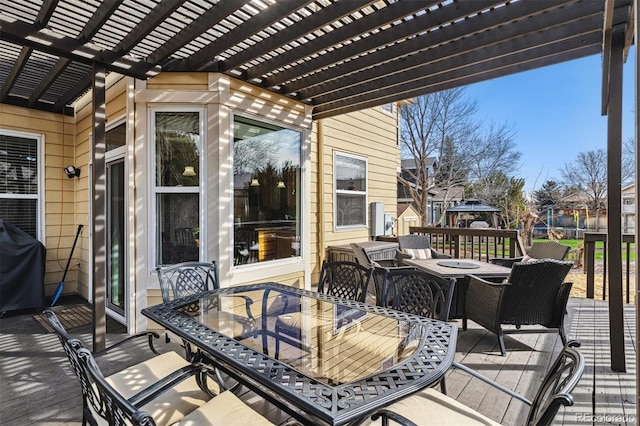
[
  {"left": 400, "top": 88, "right": 479, "bottom": 225},
  {"left": 400, "top": 88, "right": 521, "bottom": 226},
  {"left": 622, "top": 136, "right": 635, "bottom": 184},
  {"left": 560, "top": 149, "right": 607, "bottom": 231},
  {"left": 466, "top": 121, "right": 520, "bottom": 182}
]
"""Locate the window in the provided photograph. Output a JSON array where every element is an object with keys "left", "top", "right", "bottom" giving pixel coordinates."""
[
  {"left": 0, "top": 131, "right": 41, "bottom": 239},
  {"left": 232, "top": 116, "right": 301, "bottom": 265},
  {"left": 334, "top": 152, "right": 367, "bottom": 228},
  {"left": 153, "top": 110, "right": 202, "bottom": 265}
]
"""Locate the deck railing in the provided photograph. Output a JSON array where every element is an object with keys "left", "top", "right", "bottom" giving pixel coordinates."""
[
  {"left": 405, "top": 227, "right": 635, "bottom": 304},
  {"left": 584, "top": 232, "right": 635, "bottom": 303},
  {"left": 407, "top": 226, "right": 522, "bottom": 261}
]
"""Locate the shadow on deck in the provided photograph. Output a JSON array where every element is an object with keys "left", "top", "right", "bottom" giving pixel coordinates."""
[{"left": 0, "top": 296, "right": 635, "bottom": 425}]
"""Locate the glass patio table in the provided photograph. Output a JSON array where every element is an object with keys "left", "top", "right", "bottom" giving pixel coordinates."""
[{"left": 142, "top": 282, "right": 457, "bottom": 426}]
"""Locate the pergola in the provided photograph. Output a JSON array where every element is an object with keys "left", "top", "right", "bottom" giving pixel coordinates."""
[{"left": 0, "top": 0, "right": 636, "bottom": 377}]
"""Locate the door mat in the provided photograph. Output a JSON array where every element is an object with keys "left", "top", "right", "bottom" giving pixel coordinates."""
[{"left": 33, "top": 305, "right": 92, "bottom": 333}]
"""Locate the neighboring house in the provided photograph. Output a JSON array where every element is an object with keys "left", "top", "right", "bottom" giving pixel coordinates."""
[
  {"left": 622, "top": 183, "right": 635, "bottom": 233},
  {"left": 397, "top": 157, "right": 465, "bottom": 225},
  {"left": 429, "top": 185, "right": 465, "bottom": 225},
  {"left": 560, "top": 192, "right": 608, "bottom": 231},
  {"left": 0, "top": 72, "right": 400, "bottom": 333},
  {"left": 396, "top": 203, "right": 420, "bottom": 236}
]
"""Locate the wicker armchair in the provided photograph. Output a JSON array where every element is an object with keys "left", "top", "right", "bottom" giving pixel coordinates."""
[
  {"left": 490, "top": 240, "right": 571, "bottom": 267},
  {"left": 363, "top": 341, "right": 584, "bottom": 426},
  {"left": 395, "top": 234, "right": 451, "bottom": 265},
  {"left": 463, "top": 259, "right": 573, "bottom": 355}
]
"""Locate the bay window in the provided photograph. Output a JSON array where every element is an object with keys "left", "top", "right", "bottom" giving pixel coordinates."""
[{"left": 232, "top": 116, "right": 301, "bottom": 265}]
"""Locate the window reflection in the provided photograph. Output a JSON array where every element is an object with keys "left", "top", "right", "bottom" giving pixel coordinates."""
[
  {"left": 233, "top": 116, "right": 301, "bottom": 265},
  {"left": 154, "top": 111, "right": 201, "bottom": 265}
]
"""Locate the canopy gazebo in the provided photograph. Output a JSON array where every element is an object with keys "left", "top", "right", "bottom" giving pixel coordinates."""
[{"left": 446, "top": 198, "right": 502, "bottom": 229}]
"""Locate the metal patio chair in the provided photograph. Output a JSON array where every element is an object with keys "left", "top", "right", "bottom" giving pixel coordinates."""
[
  {"left": 44, "top": 310, "right": 226, "bottom": 426},
  {"left": 75, "top": 346, "right": 277, "bottom": 426},
  {"left": 362, "top": 341, "right": 584, "bottom": 426},
  {"left": 381, "top": 268, "right": 455, "bottom": 393},
  {"left": 156, "top": 261, "right": 256, "bottom": 340}
]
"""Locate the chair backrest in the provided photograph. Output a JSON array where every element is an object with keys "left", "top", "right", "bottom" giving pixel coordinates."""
[
  {"left": 502, "top": 259, "right": 573, "bottom": 326},
  {"left": 397, "top": 234, "right": 432, "bottom": 250},
  {"left": 527, "top": 341, "right": 585, "bottom": 425},
  {"left": 349, "top": 243, "right": 375, "bottom": 267},
  {"left": 156, "top": 261, "right": 218, "bottom": 302},
  {"left": 382, "top": 269, "right": 455, "bottom": 321},
  {"left": 527, "top": 241, "right": 571, "bottom": 261},
  {"left": 317, "top": 260, "right": 373, "bottom": 303},
  {"left": 44, "top": 310, "right": 106, "bottom": 423},
  {"left": 77, "top": 347, "right": 157, "bottom": 426}
]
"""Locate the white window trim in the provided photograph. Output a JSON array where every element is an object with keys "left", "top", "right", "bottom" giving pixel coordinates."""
[
  {"left": 148, "top": 107, "right": 206, "bottom": 268},
  {"left": 0, "top": 128, "right": 45, "bottom": 242},
  {"left": 334, "top": 151, "right": 368, "bottom": 231},
  {"left": 381, "top": 103, "right": 394, "bottom": 115}
]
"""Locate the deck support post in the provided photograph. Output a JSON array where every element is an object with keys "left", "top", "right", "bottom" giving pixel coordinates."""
[
  {"left": 92, "top": 63, "right": 107, "bottom": 353},
  {"left": 604, "top": 28, "right": 625, "bottom": 372}
]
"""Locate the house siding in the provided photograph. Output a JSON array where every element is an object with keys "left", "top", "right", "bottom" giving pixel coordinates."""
[
  {"left": 1, "top": 74, "right": 400, "bottom": 333},
  {"left": 0, "top": 104, "right": 76, "bottom": 298}
]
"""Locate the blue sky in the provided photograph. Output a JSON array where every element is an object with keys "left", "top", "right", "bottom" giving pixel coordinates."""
[{"left": 462, "top": 47, "right": 636, "bottom": 195}]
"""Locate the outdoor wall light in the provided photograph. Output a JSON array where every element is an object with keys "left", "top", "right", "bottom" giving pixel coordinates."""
[
  {"left": 250, "top": 178, "right": 260, "bottom": 186},
  {"left": 64, "top": 165, "right": 81, "bottom": 179},
  {"left": 182, "top": 166, "right": 196, "bottom": 176},
  {"left": 277, "top": 181, "right": 286, "bottom": 188}
]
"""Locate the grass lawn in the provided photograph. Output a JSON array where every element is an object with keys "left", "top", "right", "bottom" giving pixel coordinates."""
[{"left": 532, "top": 238, "right": 636, "bottom": 261}]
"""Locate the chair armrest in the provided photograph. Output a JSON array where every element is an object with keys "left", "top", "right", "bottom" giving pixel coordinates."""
[
  {"left": 464, "top": 275, "right": 510, "bottom": 334},
  {"left": 430, "top": 249, "right": 451, "bottom": 259},
  {"left": 130, "top": 362, "right": 222, "bottom": 407},
  {"left": 554, "top": 281, "right": 573, "bottom": 324},
  {"left": 375, "top": 258, "right": 398, "bottom": 267},
  {"left": 396, "top": 249, "right": 412, "bottom": 265},
  {"left": 489, "top": 257, "right": 522, "bottom": 268},
  {"left": 94, "top": 331, "right": 161, "bottom": 357},
  {"left": 368, "top": 410, "right": 418, "bottom": 426}
]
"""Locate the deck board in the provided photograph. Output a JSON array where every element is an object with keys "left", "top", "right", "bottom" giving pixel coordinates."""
[{"left": 0, "top": 297, "right": 635, "bottom": 425}]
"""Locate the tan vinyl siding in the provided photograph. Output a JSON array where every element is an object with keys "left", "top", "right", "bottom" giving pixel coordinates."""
[
  {"left": 309, "top": 107, "right": 400, "bottom": 282},
  {"left": 0, "top": 104, "right": 76, "bottom": 297}
]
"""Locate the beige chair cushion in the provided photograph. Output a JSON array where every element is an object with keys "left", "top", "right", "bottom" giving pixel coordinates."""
[
  {"left": 403, "top": 248, "right": 432, "bottom": 259},
  {"left": 172, "top": 390, "right": 274, "bottom": 425},
  {"left": 92, "top": 351, "right": 217, "bottom": 426},
  {"left": 363, "top": 388, "right": 501, "bottom": 425}
]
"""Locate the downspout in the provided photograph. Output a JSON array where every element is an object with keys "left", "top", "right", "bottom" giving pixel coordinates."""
[{"left": 317, "top": 119, "right": 325, "bottom": 268}]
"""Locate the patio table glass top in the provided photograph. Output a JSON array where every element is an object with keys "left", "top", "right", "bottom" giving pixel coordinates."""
[{"left": 142, "top": 282, "right": 457, "bottom": 425}]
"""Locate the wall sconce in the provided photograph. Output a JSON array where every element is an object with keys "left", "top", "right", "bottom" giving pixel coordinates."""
[
  {"left": 64, "top": 165, "right": 81, "bottom": 179},
  {"left": 182, "top": 166, "right": 196, "bottom": 176},
  {"left": 250, "top": 178, "right": 260, "bottom": 187},
  {"left": 277, "top": 181, "right": 286, "bottom": 188}
]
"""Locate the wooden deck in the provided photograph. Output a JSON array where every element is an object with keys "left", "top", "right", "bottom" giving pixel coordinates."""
[{"left": 0, "top": 296, "right": 635, "bottom": 425}]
